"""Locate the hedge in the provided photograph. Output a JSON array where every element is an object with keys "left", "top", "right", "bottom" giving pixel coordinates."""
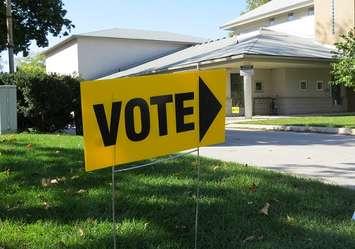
[{"left": 0, "top": 72, "right": 82, "bottom": 134}]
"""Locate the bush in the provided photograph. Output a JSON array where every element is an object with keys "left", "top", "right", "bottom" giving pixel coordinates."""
[
  {"left": 0, "top": 72, "right": 82, "bottom": 133},
  {"left": 16, "top": 54, "right": 46, "bottom": 74},
  {"left": 331, "top": 28, "right": 355, "bottom": 89}
]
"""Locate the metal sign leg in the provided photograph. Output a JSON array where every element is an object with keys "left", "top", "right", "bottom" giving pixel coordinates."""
[
  {"left": 110, "top": 149, "right": 200, "bottom": 249},
  {"left": 112, "top": 165, "right": 117, "bottom": 249},
  {"left": 194, "top": 148, "right": 200, "bottom": 249}
]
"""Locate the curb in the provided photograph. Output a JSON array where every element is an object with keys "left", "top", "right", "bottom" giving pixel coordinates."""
[{"left": 226, "top": 124, "right": 355, "bottom": 136}]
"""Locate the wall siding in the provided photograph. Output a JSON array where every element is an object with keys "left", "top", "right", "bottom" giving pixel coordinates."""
[
  {"left": 271, "top": 68, "right": 347, "bottom": 114},
  {"left": 277, "top": 97, "right": 346, "bottom": 115},
  {"left": 231, "top": 7, "right": 315, "bottom": 38},
  {"left": 78, "top": 37, "right": 191, "bottom": 79},
  {"left": 315, "top": 0, "right": 355, "bottom": 44},
  {"left": 45, "top": 40, "right": 79, "bottom": 76}
]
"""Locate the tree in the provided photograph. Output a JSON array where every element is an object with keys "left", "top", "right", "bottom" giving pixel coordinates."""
[
  {"left": 0, "top": 0, "right": 74, "bottom": 56},
  {"left": 16, "top": 54, "right": 46, "bottom": 74},
  {"left": 246, "top": 0, "right": 271, "bottom": 11},
  {"left": 331, "top": 29, "right": 355, "bottom": 89}
]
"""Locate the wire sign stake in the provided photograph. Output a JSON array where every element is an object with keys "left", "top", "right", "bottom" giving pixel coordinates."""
[
  {"left": 110, "top": 149, "right": 200, "bottom": 249},
  {"left": 80, "top": 69, "right": 226, "bottom": 248},
  {"left": 111, "top": 165, "right": 117, "bottom": 249},
  {"left": 194, "top": 148, "right": 200, "bottom": 249}
]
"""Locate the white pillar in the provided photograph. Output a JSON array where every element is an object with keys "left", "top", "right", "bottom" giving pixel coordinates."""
[
  {"left": 225, "top": 72, "right": 232, "bottom": 116},
  {"left": 240, "top": 66, "right": 254, "bottom": 119}
]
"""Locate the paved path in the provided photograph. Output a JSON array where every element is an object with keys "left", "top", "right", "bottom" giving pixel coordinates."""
[{"left": 199, "top": 129, "right": 355, "bottom": 189}]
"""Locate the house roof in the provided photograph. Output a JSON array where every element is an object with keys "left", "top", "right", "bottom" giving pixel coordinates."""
[
  {"left": 43, "top": 28, "right": 206, "bottom": 56},
  {"left": 102, "top": 28, "right": 334, "bottom": 79},
  {"left": 78, "top": 28, "right": 206, "bottom": 43},
  {"left": 221, "top": 0, "right": 314, "bottom": 30}
]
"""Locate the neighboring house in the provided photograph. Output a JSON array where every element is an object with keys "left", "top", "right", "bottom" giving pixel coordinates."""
[
  {"left": 104, "top": 0, "right": 355, "bottom": 117},
  {"left": 43, "top": 28, "right": 205, "bottom": 79}
]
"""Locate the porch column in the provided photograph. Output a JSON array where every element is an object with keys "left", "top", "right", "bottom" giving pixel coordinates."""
[
  {"left": 240, "top": 65, "right": 254, "bottom": 119},
  {"left": 225, "top": 72, "right": 232, "bottom": 116}
]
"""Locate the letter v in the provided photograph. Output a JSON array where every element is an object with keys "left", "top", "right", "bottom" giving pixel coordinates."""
[{"left": 93, "top": 102, "right": 122, "bottom": 146}]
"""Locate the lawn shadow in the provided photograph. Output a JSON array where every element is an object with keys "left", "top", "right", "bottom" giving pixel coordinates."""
[{"left": 1, "top": 135, "right": 355, "bottom": 248}]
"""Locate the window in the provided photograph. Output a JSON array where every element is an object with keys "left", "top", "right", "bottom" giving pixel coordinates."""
[
  {"left": 288, "top": 12, "right": 294, "bottom": 21},
  {"left": 255, "top": 81, "right": 263, "bottom": 92},
  {"left": 299, "top": 80, "right": 308, "bottom": 90},
  {"left": 316, "top": 81, "right": 324, "bottom": 91},
  {"left": 269, "top": 18, "right": 275, "bottom": 26},
  {"left": 308, "top": 7, "right": 314, "bottom": 16}
]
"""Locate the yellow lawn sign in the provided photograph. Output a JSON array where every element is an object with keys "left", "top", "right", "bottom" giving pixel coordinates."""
[{"left": 81, "top": 69, "right": 226, "bottom": 171}]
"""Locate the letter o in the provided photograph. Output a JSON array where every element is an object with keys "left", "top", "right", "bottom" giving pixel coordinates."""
[{"left": 125, "top": 98, "right": 150, "bottom": 141}]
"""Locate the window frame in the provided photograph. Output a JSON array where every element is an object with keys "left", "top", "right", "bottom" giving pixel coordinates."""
[
  {"left": 255, "top": 81, "right": 264, "bottom": 92},
  {"left": 308, "top": 7, "right": 314, "bottom": 16},
  {"left": 269, "top": 17, "right": 275, "bottom": 26},
  {"left": 316, "top": 80, "right": 324, "bottom": 91},
  {"left": 299, "top": 80, "right": 308, "bottom": 91}
]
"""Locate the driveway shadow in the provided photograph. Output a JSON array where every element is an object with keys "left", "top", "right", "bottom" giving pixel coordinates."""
[{"left": 218, "top": 129, "right": 355, "bottom": 147}]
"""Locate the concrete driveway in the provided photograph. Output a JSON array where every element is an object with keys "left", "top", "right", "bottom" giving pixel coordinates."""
[{"left": 199, "top": 129, "right": 355, "bottom": 189}]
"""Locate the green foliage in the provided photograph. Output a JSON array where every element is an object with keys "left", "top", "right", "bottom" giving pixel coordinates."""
[
  {"left": 0, "top": 0, "right": 74, "bottom": 56},
  {"left": 246, "top": 0, "right": 271, "bottom": 11},
  {"left": 16, "top": 54, "right": 46, "bottom": 74},
  {"left": 0, "top": 72, "right": 81, "bottom": 132},
  {"left": 331, "top": 29, "right": 355, "bottom": 89}
]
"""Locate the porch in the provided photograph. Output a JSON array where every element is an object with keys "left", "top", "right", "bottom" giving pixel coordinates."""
[
  {"left": 103, "top": 28, "right": 352, "bottom": 118},
  {"left": 216, "top": 59, "right": 349, "bottom": 118}
]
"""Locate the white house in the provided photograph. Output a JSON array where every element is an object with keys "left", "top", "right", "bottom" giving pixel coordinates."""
[
  {"left": 43, "top": 28, "right": 205, "bottom": 79},
  {"left": 104, "top": 0, "right": 355, "bottom": 117}
]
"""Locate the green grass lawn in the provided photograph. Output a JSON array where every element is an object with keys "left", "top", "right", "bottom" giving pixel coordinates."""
[
  {"left": 244, "top": 115, "right": 355, "bottom": 128},
  {"left": 1, "top": 134, "right": 355, "bottom": 249}
]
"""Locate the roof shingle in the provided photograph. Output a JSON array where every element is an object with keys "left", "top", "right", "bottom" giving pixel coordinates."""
[
  {"left": 102, "top": 28, "right": 334, "bottom": 79},
  {"left": 78, "top": 28, "right": 206, "bottom": 44}
]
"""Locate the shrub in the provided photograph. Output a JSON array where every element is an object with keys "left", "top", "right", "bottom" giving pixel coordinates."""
[
  {"left": 331, "top": 28, "right": 355, "bottom": 89},
  {"left": 16, "top": 54, "right": 46, "bottom": 74},
  {"left": 0, "top": 72, "right": 82, "bottom": 133}
]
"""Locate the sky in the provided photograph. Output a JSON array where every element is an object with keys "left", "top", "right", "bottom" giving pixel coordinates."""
[{"left": 1, "top": 0, "right": 246, "bottom": 72}]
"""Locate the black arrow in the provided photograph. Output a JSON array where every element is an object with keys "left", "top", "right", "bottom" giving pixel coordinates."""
[{"left": 199, "top": 77, "right": 222, "bottom": 141}]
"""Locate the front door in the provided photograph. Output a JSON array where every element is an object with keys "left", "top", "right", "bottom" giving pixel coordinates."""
[{"left": 230, "top": 73, "right": 244, "bottom": 115}]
